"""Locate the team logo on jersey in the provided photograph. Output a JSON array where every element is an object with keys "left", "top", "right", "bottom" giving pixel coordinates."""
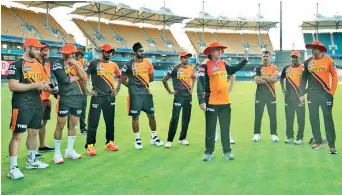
[
  {"left": 308, "top": 63, "right": 314, "bottom": 67},
  {"left": 97, "top": 66, "right": 104, "bottom": 70},
  {"left": 23, "top": 66, "right": 31, "bottom": 72},
  {"left": 132, "top": 66, "right": 138, "bottom": 71},
  {"left": 260, "top": 69, "right": 265, "bottom": 73},
  {"left": 211, "top": 66, "right": 219, "bottom": 71},
  {"left": 286, "top": 68, "right": 292, "bottom": 73},
  {"left": 177, "top": 70, "right": 183, "bottom": 75}
]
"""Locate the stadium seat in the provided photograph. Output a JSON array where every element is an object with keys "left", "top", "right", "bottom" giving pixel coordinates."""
[
  {"left": 303, "top": 32, "right": 342, "bottom": 56},
  {"left": 1, "top": 6, "right": 36, "bottom": 38},
  {"left": 186, "top": 31, "right": 274, "bottom": 55},
  {"left": 73, "top": 18, "right": 182, "bottom": 53}
]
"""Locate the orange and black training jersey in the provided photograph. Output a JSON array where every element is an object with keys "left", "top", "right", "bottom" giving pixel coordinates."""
[
  {"left": 121, "top": 58, "right": 154, "bottom": 94},
  {"left": 41, "top": 62, "right": 51, "bottom": 101},
  {"left": 167, "top": 64, "right": 195, "bottom": 94},
  {"left": 254, "top": 64, "right": 278, "bottom": 98},
  {"left": 299, "top": 56, "right": 338, "bottom": 96},
  {"left": 87, "top": 59, "right": 121, "bottom": 96},
  {"left": 280, "top": 64, "right": 303, "bottom": 100},
  {"left": 7, "top": 58, "right": 44, "bottom": 109},
  {"left": 52, "top": 59, "right": 86, "bottom": 96},
  {"left": 197, "top": 59, "right": 248, "bottom": 105}
]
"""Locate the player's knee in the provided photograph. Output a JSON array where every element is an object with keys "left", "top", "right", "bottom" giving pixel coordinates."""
[
  {"left": 27, "top": 129, "right": 39, "bottom": 136},
  {"left": 12, "top": 132, "right": 23, "bottom": 141},
  {"left": 132, "top": 116, "right": 139, "bottom": 122},
  {"left": 148, "top": 114, "right": 155, "bottom": 121}
]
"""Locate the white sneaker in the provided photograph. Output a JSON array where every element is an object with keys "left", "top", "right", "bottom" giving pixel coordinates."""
[
  {"left": 179, "top": 139, "right": 190, "bottom": 145},
  {"left": 285, "top": 138, "right": 294, "bottom": 144},
  {"left": 215, "top": 132, "right": 218, "bottom": 142},
  {"left": 8, "top": 166, "right": 24, "bottom": 180},
  {"left": 64, "top": 149, "right": 82, "bottom": 160},
  {"left": 53, "top": 153, "right": 64, "bottom": 164},
  {"left": 271, "top": 135, "right": 279, "bottom": 142},
  {"left": 135, "top": 139, "right": 143, "bottom": 150},
  {"left": 253, "top": 134, "right": 260, "bottom": 142},
  {"left": 230, "top": 136, "right": 235, "bottom": 144},
  {"left": 294, "top": 139, "right": 303, "bottom": 145},
  {"left": 151, "top": 136, "right": 164, "bottom": 147},
  {"left": 164, "top": 141, "right": 172, "bottom": 148},
  {"left": 26, "top": 159, "right": 49, "bottom": 169}
]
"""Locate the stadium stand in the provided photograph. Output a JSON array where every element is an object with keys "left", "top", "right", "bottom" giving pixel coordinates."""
[
  {"left": 1, "top": 6, "right": 74, "bottom": 44},
  {"left": 303, "top": 32, "right": 342, "bottom": 56},
  {"left": 73, "top": 18, "right": 181, "bottom": 53},
  {"left": 1, "top": 6, "right": 37, "bottom": 38},
  {"left": 1, "top": 5, "right": 82, "bottom": 82},
  {"left": 186, "top": 31, "right": 273, "bottom": 55}
]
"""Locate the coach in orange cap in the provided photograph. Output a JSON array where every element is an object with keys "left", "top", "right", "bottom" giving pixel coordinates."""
[
  {"left": 84, "top": 43, "right": 121, "bottom": 156},
  {"left": 197, "top": 42, "right": 248, "bottom": 161},
  {"left": 280, "top": 50, "right": 305, "bottom": 145},
  {"left": 299, "top": 41, "right": 338, "bottom": 154},
  {"left": 7, "top": 37, "right": 51, "bottom": 179},
  {"left": 162, "top": 51, "right": 195, "bottom": 148},
  {"left": 52, "top": 43, "right": 88, "bottom": 164}
]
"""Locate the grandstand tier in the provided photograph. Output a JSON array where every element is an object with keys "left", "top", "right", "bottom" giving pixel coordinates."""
[
  {"left": 186, "top": 31, "right": 273, "bottom": 55},
  {"left": 1, "top": 6, "right": 74, "bottom": 44},
  {"left": 73, "top": 18, "right": 182, "bottom": 53},
  {"left": 303, "top": 32, "right": 342, "bottom": 56}
]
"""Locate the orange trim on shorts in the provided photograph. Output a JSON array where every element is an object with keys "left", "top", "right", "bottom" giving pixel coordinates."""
[
  {"left": 76, "top": 81, "right": 83, "bottom": 94},
  {"left": 10, "top": 109, "right": 19, "bottom": 131},
  {"left": 55, "top": 95, "right": 60, "bottom": 114}
]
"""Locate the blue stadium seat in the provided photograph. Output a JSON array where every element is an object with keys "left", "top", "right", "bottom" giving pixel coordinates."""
[
  {"left": 319, "top": 33, "right": 332, "bottom": 55},
  {"left": 333, "top": 32, "right": 342, "bottom": 55}
]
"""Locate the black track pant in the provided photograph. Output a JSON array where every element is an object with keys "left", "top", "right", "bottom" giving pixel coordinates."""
[
  {"left": 285, "top": 97, "right": 305, "bottom": 140},
  {"left": 204, "top": 104, "right": 231, "bottom": 154},
  {"left": 307, "top": 92, "right": 336, "bottom": 148},
  {"left": 254, "top": 98, "right": 277, "bottom": 135},
  {"left": 85, "top": 95, "right": 115, "bottom": 148},
  {"left": 167, "top": 94, "right": 192, "bottom": 142}
]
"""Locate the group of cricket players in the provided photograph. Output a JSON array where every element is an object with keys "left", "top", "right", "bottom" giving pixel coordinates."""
[{"left": 6, "top": 37, "right": 338, "bottom": 179}]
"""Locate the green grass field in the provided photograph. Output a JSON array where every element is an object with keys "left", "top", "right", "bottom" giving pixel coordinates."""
[{"left": 2, "top": 82, "right": 342, "bottom": 195}]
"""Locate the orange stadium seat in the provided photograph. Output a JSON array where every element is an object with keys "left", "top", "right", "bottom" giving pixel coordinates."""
[
  {"left": 186, "top": 31, "right": 273, "bottom": 54},
  {"left": 73, "top": 18, "right": 182, "bottom": 52},
  {"left": 1, "top": 6, "right": 36, "bottom": 38},
  {"left": 12, "top": 8, "right": 60, "bottom": 42},
  {"left": 38, "top": 13, "right": 75, "bottom": 43},
  {"left": 1, "top": 6, "right": 75, "bottom": 43}
]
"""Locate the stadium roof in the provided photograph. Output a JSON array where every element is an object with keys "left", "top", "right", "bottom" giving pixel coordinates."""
[
  {"left": 71, "top": 1, "right": 188, "bottom": 26},
  {"left": 185, "top": 13, "right": 278, "bottom": 31},
  {"left": 15, "top": 1, "right": 76, "bottom": 9},
  {"left": 301, "top": 14, "right": 342, "bottom": 30}
]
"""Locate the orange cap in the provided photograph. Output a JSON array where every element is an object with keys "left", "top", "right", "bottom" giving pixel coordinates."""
[
  {"left": 290, "top": 50, "right": 301, "bottom": 58},
  {"left": 58, "top": 44, "right": 79, "bottom": 55},
  {"left": 24, "top": 37, "right": 45, "bottom": 48},
  {"left": 203, "top": 42, "right": 227, "bottom": 56},
  {"left": 179, "top": 51, "right": 192, "bottom": 58},
  {"left": 101, "top": 44, "right": 115, "bottom": 52},
  {"left": 305, "top": 41, "right": 327, "bottom": 53}
]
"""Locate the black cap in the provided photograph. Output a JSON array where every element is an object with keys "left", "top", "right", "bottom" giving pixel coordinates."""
[{"left": 133, "top": 42, "right": 143, "bottom": 52}]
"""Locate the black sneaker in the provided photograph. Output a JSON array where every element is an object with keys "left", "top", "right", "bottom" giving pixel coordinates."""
[
  {"left": 35, "top": 153, "right": 44, "bottom": 159},
  {"left": 38, "top": 145, "right": 54, "bottom": 152},
  {"left": 80, "top": 129, "right": 87, "bottom": 135}
]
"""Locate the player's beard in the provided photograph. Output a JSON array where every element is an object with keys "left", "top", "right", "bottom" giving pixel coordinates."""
[
  {"left": 28, "top": 48, "right": 38, "bottom": 59},
  {"left": 136, "top": 53, "right": 144, "bottom": 59},
  {"left": 103, "top": 55, "right": 111, "bottom": 61}
]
